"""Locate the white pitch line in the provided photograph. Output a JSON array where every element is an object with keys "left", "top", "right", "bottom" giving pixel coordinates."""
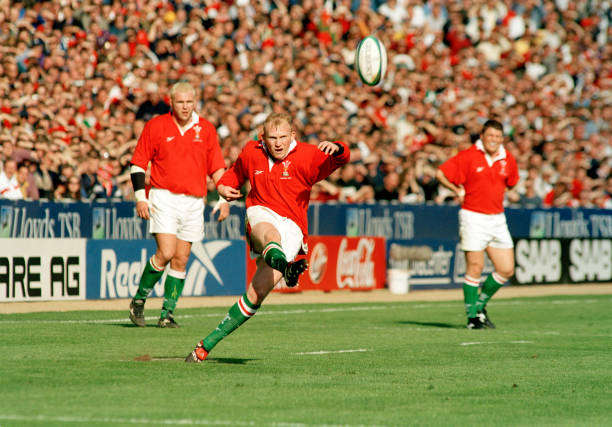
[
  {"left": 0, "top": 297, "right": 610, "bottom": 325},
  {"left": 460, "top": 340, "right": 533, "bottom": 346},
  {"left": 293, "top": 349, "right": 369, "bottom": 355},
  {"left": 0, "top": 414, "right": 394, "bottom": 427},
  {"left": 0, "top": 305, "right": 389, "bottom": 325}
]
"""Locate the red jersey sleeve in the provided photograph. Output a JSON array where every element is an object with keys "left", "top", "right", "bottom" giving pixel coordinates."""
[
  {"left": 438, "top": 151, "right": 467, "bottom": 186},
  {"left": 218, "top": 150, "right": 247, "bottom": 189},
  {"left": 205, "top": 126, "right": 226, "bottom": 176},
  {"left": 505, "top": 155, "right": 519, "bottom": 188},
  {"left": 308, "top": 141, "right": 350, "bottom": 185},
  {"left": 130, "top": 121, "right": 155, "bottom": 169}
]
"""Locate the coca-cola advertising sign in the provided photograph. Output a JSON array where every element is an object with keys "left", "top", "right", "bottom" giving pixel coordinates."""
[{"left": 246, "top": 236, "right": 386, "bottom": 292}]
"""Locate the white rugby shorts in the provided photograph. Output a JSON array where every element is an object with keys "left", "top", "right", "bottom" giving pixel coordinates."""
[
  {"left": 149, "top": 188, "right": 204, "bottom": 242},
  {"left": 246, "top": 205, "right": 304, "bottom": 262},
  {"left": 458, "top": 208, "right": 513, "bottom": 251}
]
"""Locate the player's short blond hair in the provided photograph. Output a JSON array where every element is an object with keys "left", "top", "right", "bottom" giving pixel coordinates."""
[
  {"left": 170, "top": 81, "right": 196, "bottom": 100},
  {"left": 263, "top": 113, "right": 293, "bottom": 137}
]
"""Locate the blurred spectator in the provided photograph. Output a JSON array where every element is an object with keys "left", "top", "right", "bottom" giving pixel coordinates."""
[
  {"left": 543, "top": 180, "right": 573, "bottom": 208},
  {"left": 519, "top": 179, "right": 543, "bottom": 208},
  {"left": 63, "top": 176, "right": 83, "bottom": 201},
  {"left": 34, "top": 154, "right": 59, "bottom": 200},
  {"left": 398, "top": 166, "right": 424, "bottom": 204},
  {"left": 375, "top": 171, "right": 401, "bottom": 201},
  {"left": 416, "top": 164, "right": 439, "bottom": 202},
  {"left": 17, "top": 161, "right": 39, "bottom": 200},
  {"left": 79, "top": 156, "right": 101, "bottom": 200},
  {"left": 0, "top": 0, "right": 609, "bottom": 210},
  {"left": 0, "top": 159, "right": 21, "bottom": 199}
]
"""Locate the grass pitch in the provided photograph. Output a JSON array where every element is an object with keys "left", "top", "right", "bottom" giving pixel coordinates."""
[{"left": 1, "top": 294, "right": 611, "bottom": 426}]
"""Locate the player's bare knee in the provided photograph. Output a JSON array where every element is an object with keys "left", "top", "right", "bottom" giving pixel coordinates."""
[
  {"left": 152, "top": 252, "right": 171, "bottom": 268},
  {"left": 496, "top": 268, "right": 514, "bottom": 280},
  {"left": 170, "top": 257, "right": 188, "bottom": 271},
  {"left": 263, "top": 229, "right": 281, "bottom": 245}
]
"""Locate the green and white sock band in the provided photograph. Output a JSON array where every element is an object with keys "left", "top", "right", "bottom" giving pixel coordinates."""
[
  {"left": 150, "top": 256, "right": 165, "bottom": 272},
  {"left": 167, "top": 268, "right": 186, "bottom": 280},
  {"left": 491, "top": 272, "right": 508, "bottom": 284},
  {"left": 463, "top": 275, "right": 480, "bottom": 287},
  {"left": 262, "top": 242, "right": 283, "bottom": 258}
]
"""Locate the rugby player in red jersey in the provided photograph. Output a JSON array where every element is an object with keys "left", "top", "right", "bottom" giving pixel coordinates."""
[
  {"left": 186, "top": 112, "right": 350, "bottom": 362},
  {"left": 436, "top": 119, "right": 519, "bottom": 329},
  {"left": 128, "top": 82, "right": 228, "bottom": 328}
]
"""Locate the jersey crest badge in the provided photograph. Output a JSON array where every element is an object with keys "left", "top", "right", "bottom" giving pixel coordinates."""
[
  {"left": 281, "top": 160, "right": 291, "bottom": 178},
  {"left": 194, "top": 125, "right": 202, "bottom": 141}
]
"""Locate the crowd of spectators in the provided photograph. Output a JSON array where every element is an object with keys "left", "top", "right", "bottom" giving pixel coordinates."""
[{"left": 0, "top": 0, "right": 611, "bottom": 209}]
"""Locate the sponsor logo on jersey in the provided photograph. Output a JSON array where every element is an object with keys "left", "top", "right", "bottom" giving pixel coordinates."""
[
  {"left": 476, "top": 166, "right": 484, "bottom": 173},
  {"left": 254, "top": 170, "right": 264, "bottom": 175},
  {"left": 166, "top": 136, "right": 175, "bottom": 142}
]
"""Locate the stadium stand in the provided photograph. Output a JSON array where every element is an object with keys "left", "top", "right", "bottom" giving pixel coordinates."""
[{"left": 0, "top": 0, "right": 610, "bottom": 208}]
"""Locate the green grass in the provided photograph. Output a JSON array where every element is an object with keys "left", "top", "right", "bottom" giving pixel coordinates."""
[{"left": 1, "top": 295, "right": 611, "bottom": 426}]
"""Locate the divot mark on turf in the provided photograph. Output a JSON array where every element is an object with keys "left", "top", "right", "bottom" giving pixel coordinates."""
[
  {"left": 460, "top": 340, "right": 533, "bottom": 346},
  {"left": 134, "top": 354, "right": 152, "bottom": 362},
  {"left": 293, "top": 348, "right": 369, "bottom": 355}
]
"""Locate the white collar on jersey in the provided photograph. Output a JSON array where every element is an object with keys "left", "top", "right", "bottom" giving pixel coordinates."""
[
  {"left": 475, "top": 138, "right": 506, "bottom": 167},
  {"left": 261, "top": 139, "right": 297, "bottom": 171},
  {"left": 174, "top": 111, "right": 200, "bottom": 136}
]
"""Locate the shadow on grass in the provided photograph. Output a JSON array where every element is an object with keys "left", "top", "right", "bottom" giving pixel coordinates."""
[
  {"left": 395, "top": 320, "right": 461, "bottom": 329},
  {"left": 133, "top": 355, "right": 257, "bottom": 364},
  {"left": 118, "top": 323, "right": 174, "bottom": 328},
  {"left": 207, "top": 357, "right": 258, "bottom": 365}
]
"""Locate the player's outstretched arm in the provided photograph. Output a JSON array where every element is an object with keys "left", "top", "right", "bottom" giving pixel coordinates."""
[
  {"left": 217, "top": 184, "right": 242, "bottom": 202},
  {"left": 130, "top": 164, "right": 150, "bottom": 220},
  {"left": 317, "top": 141, "right": 342, "bottom": 156},
  {"left": 211, "top": 168, "right": 229, "bottom": 222}
]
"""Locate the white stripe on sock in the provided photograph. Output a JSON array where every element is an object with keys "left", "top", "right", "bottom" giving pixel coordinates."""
[
  {"left": 237, "top": 296, "right": 257, "bottom": 317},
  {"left": 167, "top": 268, "right": 186, "bottom": 279},
  {"left": 262, "top": 243, "right": 283, "bottom": 257},
  {"left": 492, "top": 272, "right": 508, "bottom": 284},
  {"left": 464, "top": 275, "right": 480, "bottom": 287},
  {"left": 150, "top": 256, "right": 165, "bottom": 272}
]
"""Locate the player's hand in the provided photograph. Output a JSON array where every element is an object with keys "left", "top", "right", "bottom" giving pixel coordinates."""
[
  {"left": 217, "top": 184, "right": 242, "bottom": 201},
  {"left": 456, "top": 187, "right": 465, "bottom": 204},
  {"left": 136, "top": 200, "right": 150, "bottom": 220},
  {"left": 317, "top": 141, "right": 339, "bottom": 155},
  {"left": 212, "top": 199, "right": 230, "bottom": 222}
]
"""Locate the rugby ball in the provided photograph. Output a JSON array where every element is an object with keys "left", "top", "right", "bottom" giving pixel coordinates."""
[{"left": 355, "top": 36, "right": 387, "bottom": 86}]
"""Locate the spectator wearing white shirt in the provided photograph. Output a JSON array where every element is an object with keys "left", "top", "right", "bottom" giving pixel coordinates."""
[{"left": 0, "top": 159, "right": 23, "bottom": 200}]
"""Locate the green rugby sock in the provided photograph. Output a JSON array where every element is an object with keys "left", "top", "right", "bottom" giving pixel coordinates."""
[
  {"left": 134, "top": 257, "right": 165, "bottom": 300},
  {"left": 160, "top": 269, "right": 186, "bottom": 318},
  {"left": 262, "top": 241, "right": 287, "bottom": 273},
  {"left": 202, "top": 293, "right": 260, "bottom": 352},
  {"left": 476, "top": 273, "right": 506, "bottom": 312},
  {"left": 463, "top": 276, "right": 480, "bottom": 318}
]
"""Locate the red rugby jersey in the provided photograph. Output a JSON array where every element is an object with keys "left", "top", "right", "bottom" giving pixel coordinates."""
[
  {"left": 439, "top": 141, "right": 518, "bottom": 214},
  {"left": 131, "top": 112, "right": 225, "bottom": 197},
  {"left": 219, "top": 140, "right": 350, "bottom": 237}
]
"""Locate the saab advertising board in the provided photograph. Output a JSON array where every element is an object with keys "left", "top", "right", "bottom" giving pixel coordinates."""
[
  {"left": 246, "top": 236, "right": 387, "bottom": 292},
  {"left": 86, "top": 239, "right": 246, "bottom": 299},
  {"left": 513, "top": 238, "right": 612, "bottom": 285},
  {"left": 0, "top": 239, "right": 86, "bottom": 302}
]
